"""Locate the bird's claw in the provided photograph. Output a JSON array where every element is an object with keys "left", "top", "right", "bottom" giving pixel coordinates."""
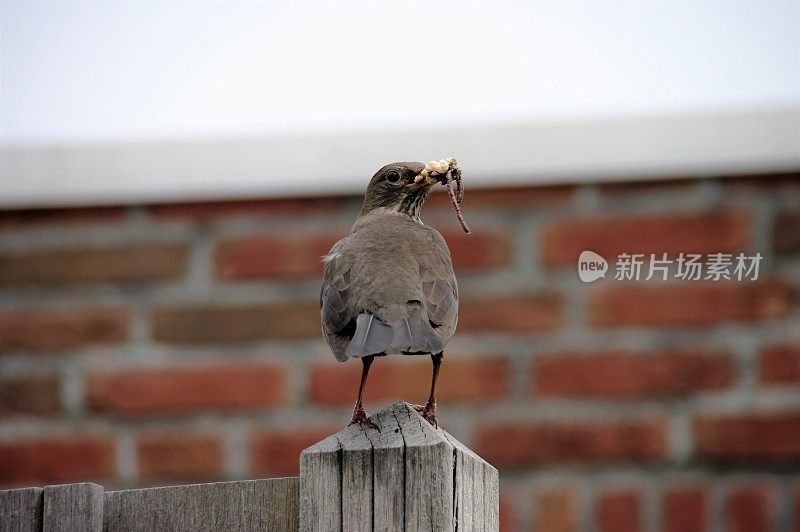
[
  {"left": 412, "top": 401, "right": 438, "bottom": 428},
  {"left": 425, "top": 412, "right": 438, "bottom": 429},
  {"left": 348, "top": 406, "right": 378, "bottom": 430}
]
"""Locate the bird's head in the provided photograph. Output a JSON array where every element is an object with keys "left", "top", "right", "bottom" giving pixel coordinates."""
[{"left": 358, "top": 161, "right": 442, "bottom": 220}]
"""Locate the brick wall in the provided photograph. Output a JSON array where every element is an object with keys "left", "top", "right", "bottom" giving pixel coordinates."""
[{"left": 1, "top": 174, "right": 799, "bottom": 531}]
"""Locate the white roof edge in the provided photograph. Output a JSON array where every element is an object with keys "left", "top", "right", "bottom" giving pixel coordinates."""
[{"left": 1, "top": 108, "right": 798, "bottom": 209}]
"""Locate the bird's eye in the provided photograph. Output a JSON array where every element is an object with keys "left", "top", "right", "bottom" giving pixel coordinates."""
[{"left": 386, "top": 170, "right": 401, "bottom": 183}]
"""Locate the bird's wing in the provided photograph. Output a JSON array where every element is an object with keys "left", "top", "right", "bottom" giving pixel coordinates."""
[
  {"left": 320, "top": 240, "right": 356, "bottom": 361},
  {"left": 420, "top": 229, "right": 459, "bottom": 345}
]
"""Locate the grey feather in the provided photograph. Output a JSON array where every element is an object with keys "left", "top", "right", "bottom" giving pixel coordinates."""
[
  {"left": 390, "top": 318, "right": 414, "bottom": 352},
  {"left": 346, "top": 314, "right": 394, "bottom": 358},
  {"left": 344, "top": 307, "right": 446, "bottom": 358}
]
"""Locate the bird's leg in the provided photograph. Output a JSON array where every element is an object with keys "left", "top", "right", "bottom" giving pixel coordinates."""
[
  {"left": 348, "top": 355, "right": 378, "bottom": 429},
  {"left": 414, "top": 352, "right": 443, "bottom": 428}
]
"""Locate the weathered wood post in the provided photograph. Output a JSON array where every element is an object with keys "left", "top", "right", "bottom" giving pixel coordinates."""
[{"left": 300, "top": 402, "right": 499, "bottom": 531}]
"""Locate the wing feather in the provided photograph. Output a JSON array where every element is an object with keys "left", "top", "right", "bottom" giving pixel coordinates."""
[
  {"left": 420, "top": 243, "right": 459, "bottom": 342},
  {"left": 320, "top": 242, "right": 356, "bottom": 361}
]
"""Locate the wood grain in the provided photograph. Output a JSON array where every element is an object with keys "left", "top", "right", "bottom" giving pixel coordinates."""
[
  {"left": 43, "top": 483, "right": 103, "bottom": 532},
  {"left": 299, "top": 402, "right": 499, "bottom": 531},
  {"left": 0, "top": 487, "right": 43, "bottom": 532},
  {"left": 366, "top": 406, "right": 406, "bottom": 530},
  {"left": 103, "top": 478, "right": 298, "bottom": 531},
  {"left": 339, "top": 423, "right": 373, "bottom": 530},
  {"left": 300, "top": 434, "right": 342, "bottom": 531}
]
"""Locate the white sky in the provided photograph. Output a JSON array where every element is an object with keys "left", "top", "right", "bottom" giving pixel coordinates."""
[{"left": 2, "top": 1, "right": 798, "bottom": 146}]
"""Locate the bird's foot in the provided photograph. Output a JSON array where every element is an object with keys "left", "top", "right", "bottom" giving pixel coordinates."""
[
  {"left": 413, "top": 400, "right": 438, "bottom": 428},
  {"left": 348, "top": 405, "right": 378, "bottom": 430}
]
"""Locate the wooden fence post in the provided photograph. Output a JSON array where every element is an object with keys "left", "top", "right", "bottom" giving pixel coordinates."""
[{"left": 300, "top": 402, "right": 499, "bottom": 531}]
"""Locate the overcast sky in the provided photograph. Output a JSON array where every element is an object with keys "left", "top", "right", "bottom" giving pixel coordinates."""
[{"left": 1, "top": 1, "right": 798, "bottom": 146}]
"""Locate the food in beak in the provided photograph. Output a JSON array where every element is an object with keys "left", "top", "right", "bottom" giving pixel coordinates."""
[{"left": 416, "top": 158, "right": 470, "bottom": 234}]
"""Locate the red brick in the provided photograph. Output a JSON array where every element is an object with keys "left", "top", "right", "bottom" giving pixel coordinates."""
[
  {"left": 0, "top": 206, "right": 127, "bottom": 228},
  {"left": 251, "top": 427, "right": 338, "bottom": 477},
  {"left": 596, "top": 489, "right": 641, "bottom": 532},
  {"left": 534, "top": 486, "right": 578, "bottom": 532},
  {"left": 309, "top": 356, "right": 510, "bottom": 406},
  {"left": 216, "top": 228, "right": 510, "bottom": 282},
  {"left": 88, "top": 363, "right": 285, "bottom": 415},
  {"left": 725, "top": 485, "right": 775, "bottom": 532},
  {"left": 475, "top": 418, "right": 666, "bottom": 468},
  {"left": 152, "top": 301, "right": 320, "bottom": 344},
  {"left": 589, "top": 282, "right": 794, "bottom": 328},
  {"left": 215, "top": 234, "right": 340, "bottom": 280},
  {"left": 0, "top": 307, "right": 130, "bottom": 353},
  {"left": 442, "top": 229, "right": 512, "bottom": 271},
  {"left": 457, "top": 293, "right": 563, "bottom": 333},
  {"left": 0, "top": 244, "right": 188, "bottom": 285},
  {"left": 0, "top": 436, "right": 115, "bottom": 485},
  {"left": 761, "top": 344, "right": 800, "bottom": 384},
  {"left": 137, "top": 432, "right": 222, "bottom": 481},
  {"left": 0, "top": 375, "right": 61, "bottom": 416},
  {"left": 663, "top": 486, "right": 707, "bottom": 532},
  {"left": 693, "top": 412, "right": 800, "bottom": 464},
  {"left": 426, "top": 184, "right": 575, "bottom": 210},
  {"left": 542, "top": 210, "right": 750, "bottom": 267},
  {"left": 534, "top": 350, "right": 734, "bottom": 398},
  {"left": 148, "top": 197, "right": 345, "bottom": 220},
  {"left": 774, "top": 211, "right": 800, "bottom": 257}
]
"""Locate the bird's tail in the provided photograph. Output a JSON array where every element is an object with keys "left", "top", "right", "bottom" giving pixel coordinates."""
[{"left": 345, "top": 309, "right": 444, "bottom": 358}]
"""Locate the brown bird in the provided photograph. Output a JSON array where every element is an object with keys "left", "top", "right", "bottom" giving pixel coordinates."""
[{"left": 320, "top": 161, "right": 460, "bottom": 428}]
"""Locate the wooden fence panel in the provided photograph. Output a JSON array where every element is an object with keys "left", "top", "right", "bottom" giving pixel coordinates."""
[
  {"left": 43, "top": 483, "right": 103, "bottom": 532},
  {"left": 103, "top": 478, "right": 298, "bottom": 531},
  {"left": 0, "top": 487, "right": 43, "bottom": 532}
]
